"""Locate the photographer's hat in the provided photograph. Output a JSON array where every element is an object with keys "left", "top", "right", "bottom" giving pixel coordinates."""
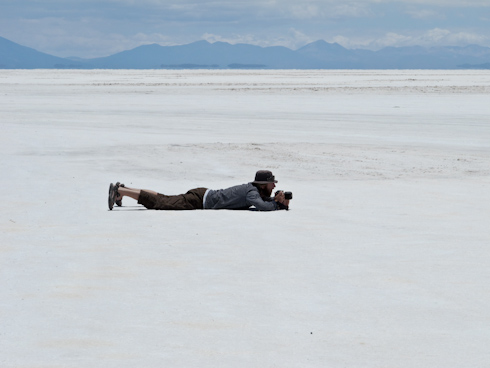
[{"left": 253, "top": 170, "right": 278, "bottom": 184}]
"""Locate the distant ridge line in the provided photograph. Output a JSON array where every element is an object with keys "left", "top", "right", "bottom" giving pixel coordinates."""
[{"left": 1, "top": 36, "right": 490, "bottom": 69}]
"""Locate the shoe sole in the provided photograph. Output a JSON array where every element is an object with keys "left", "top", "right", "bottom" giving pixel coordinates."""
[{"left": 108, "top": 183, "right": 115, "bottom": 210}]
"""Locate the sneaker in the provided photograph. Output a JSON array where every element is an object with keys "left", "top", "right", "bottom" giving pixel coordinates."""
[{"left": 115, "top": 182, "right": 125, "bottom": 207}]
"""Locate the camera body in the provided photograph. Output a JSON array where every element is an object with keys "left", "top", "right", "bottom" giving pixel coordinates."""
[{"left": 276, "top": 190, "right": 293, "bottom": 200}]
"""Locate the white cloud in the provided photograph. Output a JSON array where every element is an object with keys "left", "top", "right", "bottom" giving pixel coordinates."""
[
  {"left": 372, "top": 0, "right": 490, "bottom": 6},
  {"left": 96, "top": 0, "right": 375, "bottom": 21},
  {"left": 286, "top": 4, "right": 323, "bottom": 20},
  {"left": 330, "top": 3, "right": 374, "bottom": 18},
  {"left": 378, "top": 32, "right": 414, "bottom": 47},
  {"left": 102, "top": 0, "right": 490, "bottom": 7},
  {"left": 405, "top": 9, "right": 444, "bottom": 19},
  {"left": 443, "top": 31, "right": 488, "bottom": 46},
  {"left": 201, "top": 29, "right": 313, "bottom": 50},
  {"left": 330, "top": 28, "right": 489, "bottom": 50},
  {"left": 415, "top": 28, "right": 488, "bottom": 47},
  {"left": 202, "top": 33, "right": 259, "bottom": 45},
  {"left": 327, "top": 33, "right": 412, "bottom": 50},
  {"left": 272, "top": 1, "right": 374, "bottom": 20},
  {"left": 421, "top": 28, "right": 451, "bottom": 43},
  {"left": 286, "top": 28, "right": 315, "bottom": 48}
]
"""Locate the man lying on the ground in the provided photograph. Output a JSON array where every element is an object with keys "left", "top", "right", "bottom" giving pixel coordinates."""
[{"left": 108, "top": 170, "right": 290, "bottom": 211}]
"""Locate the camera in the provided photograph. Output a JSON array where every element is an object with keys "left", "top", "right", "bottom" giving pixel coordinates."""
[{"left": 276, "top": 190, "right": 293, "bottom": 200}]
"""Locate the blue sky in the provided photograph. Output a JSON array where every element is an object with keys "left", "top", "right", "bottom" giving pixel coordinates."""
[{"left": 1, "top": 0, "right": 489, "bottom": 58}]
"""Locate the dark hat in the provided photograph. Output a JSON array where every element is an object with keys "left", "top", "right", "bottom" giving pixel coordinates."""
[{"left": 253, "top": 170, "right": 278, "bottom": 184}]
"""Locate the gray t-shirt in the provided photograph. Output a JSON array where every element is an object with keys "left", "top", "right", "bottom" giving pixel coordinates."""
[{"left": 203, "top": 183, "right": 279, "bottom": 211}]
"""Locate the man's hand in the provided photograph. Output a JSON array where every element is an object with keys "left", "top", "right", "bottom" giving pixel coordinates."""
[{"left": 274, "top": 191, "right": 290, "bottom": 207}]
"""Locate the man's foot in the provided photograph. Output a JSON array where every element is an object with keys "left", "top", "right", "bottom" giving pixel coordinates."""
[{"left": 108, "top": 183, "right": 115, "bottom": 210}]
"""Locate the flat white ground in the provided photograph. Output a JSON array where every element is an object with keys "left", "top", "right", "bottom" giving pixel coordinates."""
[{"left": 1, "top": 70, "right": 489, "bottom": 367}]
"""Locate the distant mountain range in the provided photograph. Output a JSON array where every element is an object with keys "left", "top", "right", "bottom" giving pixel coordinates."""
[{"left": 1, "top": 36, "right": 490, "bottom": 69}]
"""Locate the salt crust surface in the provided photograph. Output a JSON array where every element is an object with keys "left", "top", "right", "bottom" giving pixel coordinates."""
[{"left": 1, "top": 70, "right": 490, "bottom": 367}]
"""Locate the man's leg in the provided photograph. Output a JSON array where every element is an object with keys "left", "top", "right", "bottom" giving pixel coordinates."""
[
  {"left": 139, "top": 188, "right": 207, "bottom": 210},
  {"left": 118, "top": 187, "right": 158, "bottom": 201},
  {"left": 109, "top": 182, "right": 161, "bottom": 210},
  {"left": 113, "top": 185, "right": 207, "bottom": 210}
]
